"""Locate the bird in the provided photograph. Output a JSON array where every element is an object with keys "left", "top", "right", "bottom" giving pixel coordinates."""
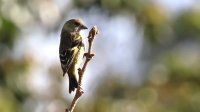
[{"left": 59, "top": 19, "right": 88, "bottom": 93}]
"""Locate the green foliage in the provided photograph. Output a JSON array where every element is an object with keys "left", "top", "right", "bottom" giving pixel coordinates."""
[
  {"left": 0, "top": 87, "right": 21, "bottom": 112},
  {"left": 174, "top": 10, "right": 200, "bottom": 38},
  {"left": 0, "top": 18, "right": 18, "bottom": 47}
]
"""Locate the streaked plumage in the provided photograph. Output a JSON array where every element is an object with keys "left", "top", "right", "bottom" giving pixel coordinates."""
[{"left": 59, "top": 19, "right": 87, "bottom": 93}]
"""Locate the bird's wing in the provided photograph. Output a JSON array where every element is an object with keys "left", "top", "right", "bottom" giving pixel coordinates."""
[
  {"left": 59, "top": 49, "right": 74, "bottom": 73},
  {"left": 59, "top": 32, "right": 74, "bottom": 74},
  {"left": 59, "top": 32, "right": 83, "bottom": 74}
]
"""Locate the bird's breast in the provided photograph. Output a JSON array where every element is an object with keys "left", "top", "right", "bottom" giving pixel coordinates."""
[{"left": 73, "top": 46, "right": 85, "bottom": 66}]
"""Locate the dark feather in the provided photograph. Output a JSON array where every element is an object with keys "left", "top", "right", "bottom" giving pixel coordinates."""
[
  {"left": 59, "top": 31, "right": 73, "bottom": 74},
  {"left": 59, "top": 31, "right": 83, "bottom": 75}
]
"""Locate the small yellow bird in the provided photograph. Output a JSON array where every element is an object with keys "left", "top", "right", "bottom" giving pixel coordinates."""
[{"left": 59, "top": 19, "right": 87, "bottom": 93}]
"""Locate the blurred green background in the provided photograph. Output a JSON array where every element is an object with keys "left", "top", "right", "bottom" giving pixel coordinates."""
[{"left": 0, "top": 0, "right": 200, "bottom": 112}]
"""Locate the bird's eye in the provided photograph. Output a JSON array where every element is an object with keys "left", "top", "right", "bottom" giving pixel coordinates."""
[{"left": 74, "top": 22, "right": 79, "bottom": 26}]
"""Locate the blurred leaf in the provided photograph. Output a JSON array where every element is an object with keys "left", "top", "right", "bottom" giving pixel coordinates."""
[
  {"left": 162, "top": 52, "right": 200, "bottom": 80},
  {"left": 123, "top": 0, "right": 145, "bottom": 12},
  {"left": 139, "top": 4, "right": 172, "bottom": 45},
  {"left": 74, "top": 0, "right": 97, "bottom": 8},
  {"left": 174, "top": 10, "right": 200, "bottom": 38},
  {"left": 101, "top": 0, "right": 122, "bottom": 11},
  {"left": 0, "top": 18, "right": 18, "bottom": 47},
  {"left": 0, "top": 87, "right": 21, "bottom": 112}
]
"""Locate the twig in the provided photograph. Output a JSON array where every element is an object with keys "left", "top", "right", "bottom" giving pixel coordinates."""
[{"left": 65, "top": 26, "right": 99, "bottom": 112}]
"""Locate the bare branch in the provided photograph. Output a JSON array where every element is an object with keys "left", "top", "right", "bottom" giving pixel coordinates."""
[{"left": 66, "top": 26, "right": 99, "bottom": 112}]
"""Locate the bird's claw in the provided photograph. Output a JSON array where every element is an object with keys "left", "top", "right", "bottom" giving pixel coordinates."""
[
  {"left": 78, "top": 68, "right": 83, "bottom": 75},
  {"left": 79, "top": 86, "right": 84, "bottom": 94}
]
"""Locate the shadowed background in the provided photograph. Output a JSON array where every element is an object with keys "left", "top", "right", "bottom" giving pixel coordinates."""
[{"left": 0, "top": 0, "right": 200, "bottom": 112}]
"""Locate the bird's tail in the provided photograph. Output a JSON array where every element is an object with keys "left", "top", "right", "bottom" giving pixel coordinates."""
[{"left": 68, "top": 74, "right": 78, "bottom": 93}]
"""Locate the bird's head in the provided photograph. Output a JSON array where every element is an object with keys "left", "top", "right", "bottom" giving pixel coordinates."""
[{"left": 62, "top": 19, "right": 88, "bottom": 33}]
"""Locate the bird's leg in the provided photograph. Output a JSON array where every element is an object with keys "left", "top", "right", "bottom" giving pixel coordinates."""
[
  {"left": 77, "top": 86, "right": 84, "bottom": 95},
  {"left": 78, "top": 68, "right": 83, "bottom": 77}
]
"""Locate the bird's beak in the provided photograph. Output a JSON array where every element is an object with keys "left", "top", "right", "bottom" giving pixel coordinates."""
[{"left": 81, "top": 25, "right": 88, "bottom": 29}]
